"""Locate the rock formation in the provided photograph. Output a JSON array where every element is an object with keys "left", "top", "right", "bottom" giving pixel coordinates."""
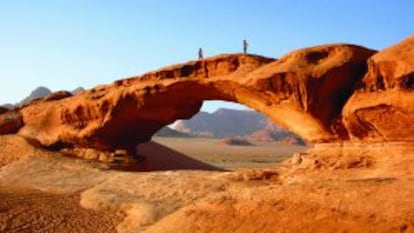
[
  {"left": 1, "top": 37, "right": 412, "bottom": 154},
  {"left": 17, "top": 54, "right": 275, "bottom": 151},
  {"left": 0, "top": 37, "right": 413, "bottom": 233},
  {"left": 0, "top": 107, "right": 8, "bottom": 114},
  {"left": 343, "top": 36, "right": 414, "bottom": 142},
  {"left": 0, "top": 110, "right": 23, "bottom": 135},
  {"left": 0, "top": 135, "right": 51, "bottom": 167}
]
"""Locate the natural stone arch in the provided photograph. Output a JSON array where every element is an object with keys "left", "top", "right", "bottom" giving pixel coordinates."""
[{"left": 16, "top": 44, "right": 376, "bottom": 152}]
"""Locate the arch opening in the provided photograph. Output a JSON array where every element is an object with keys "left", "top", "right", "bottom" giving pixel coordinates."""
[
  {"left": 102, "top": 77, "right": 333, "bottom": 154},
  {"left": 143, "top": 100, "right": 307, "bottom": 170}
]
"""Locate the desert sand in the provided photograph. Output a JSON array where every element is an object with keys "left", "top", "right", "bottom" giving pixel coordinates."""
[
  {"left": 0, "top": 186, "right": 123, "bottom": 233},
  {"left": 1, "top": 135, "right": 414, "bottom": 233}
]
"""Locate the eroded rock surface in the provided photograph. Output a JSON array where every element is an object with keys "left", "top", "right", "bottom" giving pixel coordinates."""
[
  {"left": 0, "top": 111, "right": 23, "bottom": 135},
  {"left": 16, "top": 43, "right": 377, "bottom": 151},
  {"left": 0, "top": 135, "right": 49, "bottom": 167},
  {"left": 343, "top": 35, "right": 414, "bottom": 142}
]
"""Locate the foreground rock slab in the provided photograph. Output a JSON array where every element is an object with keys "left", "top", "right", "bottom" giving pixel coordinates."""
[{"left": 1, "top": 135, "right": 414, "bottom": 233}]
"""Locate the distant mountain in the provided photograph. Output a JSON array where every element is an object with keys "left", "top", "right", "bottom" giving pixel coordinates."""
[
  {"left": 246, "top": 121, "right": 306, "bottom": 145},
  {"left": 72, "top": 87, "right": 85, "bottom": 95},
  {"left": 20, "top": 86, "right": 52, "bottom": 106},
  {"left": 154, "top": 127, "right": 191, "bottom": 137},
  {"left": 173, "top": 108, "right": 305, "bottom": 145},
  {"left": 0, "top": 104, "right": 14, "bottom": 110},
  {"left": 8, "top": 86, "right": 85, "bottom": 107},
  {"left": 174, "top": 108, "right": 267, "bottom": 138}
]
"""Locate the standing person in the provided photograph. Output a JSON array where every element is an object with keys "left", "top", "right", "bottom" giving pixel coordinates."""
[
  {"left": 198, "top": 48, "right": 203, "bottom": 60},
  {"left": 243, "top": 39, "right": 248, "bottom": 54}
]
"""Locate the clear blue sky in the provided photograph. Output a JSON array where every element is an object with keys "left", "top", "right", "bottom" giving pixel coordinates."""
[{"left": 0, "top": 1, "right": 413, "bottom": 112}]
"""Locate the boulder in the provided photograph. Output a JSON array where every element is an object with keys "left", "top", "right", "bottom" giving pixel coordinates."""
[{"left": 0, "top": 111, "right": 23, "bottom": 135}]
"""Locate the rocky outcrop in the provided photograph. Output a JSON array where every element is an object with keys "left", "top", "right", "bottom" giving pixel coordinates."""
[
  {"left": 343, "top": 36, "right": 414, "bottom": 142},
  {"left": 0, "top": 111, "right": 23, "bottom": 135},
  {"left": 0, "top": 90, "right": 72, "bottom": 136},
  {"left": 17, "top": 54, "right": 274, "bottom": 151},
  {"left": 15, "top": 43, "right": 378, "bottom": 152},
  {"left": 0, "top": 107, "right": 8, "bottom": 114},
  {"left": 242, "top": 44, "right": 376, "bottom": 141}
]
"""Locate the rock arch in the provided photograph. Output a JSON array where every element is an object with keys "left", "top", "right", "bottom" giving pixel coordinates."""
[{"left": 14, "top": 44, "right": 378, "bottom": 152}]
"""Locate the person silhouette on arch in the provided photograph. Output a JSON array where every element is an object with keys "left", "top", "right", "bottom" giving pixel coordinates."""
[
  {"left": 243, "top": 39, "right": 248, "bottom": 54},
  {"left": 198, "top": 48, "right": 203, "bottom": 60}
]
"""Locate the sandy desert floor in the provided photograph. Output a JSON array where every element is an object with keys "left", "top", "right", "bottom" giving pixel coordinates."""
[
  {"left": 1, "top": 135, "right": 414, "bottom": 233},
  {"left": 152, "top": 136, "right": 306, "bottom": 168},
  {"left": 0, "top": 186, "right": 123, "bottom": 233}
]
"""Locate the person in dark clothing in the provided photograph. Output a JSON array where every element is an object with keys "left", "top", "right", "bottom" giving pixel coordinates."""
[
  {"left": 243, "top": 39, "right": 248, "bottom": 54},
  {"left": 198, "top": 48, "right": 203, "bottom": 60}
]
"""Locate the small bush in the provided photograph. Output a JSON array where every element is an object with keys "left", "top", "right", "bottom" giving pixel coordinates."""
[{"left": 222, "top": 138, "right": 255, "bottom": 146}]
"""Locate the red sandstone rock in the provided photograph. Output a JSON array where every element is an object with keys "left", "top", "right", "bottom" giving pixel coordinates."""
[
  {"left": 17, "top": 54, "right": 274, "bottom": 151},
  {"left": 242, "top": 44, "right": 376, "bottom": 142},
  {"left": 16, "top": 44, "right": 376, "bottom": 151},
  {"left": 0, "top": 107, "right": 8, "bottom": 114},
  {"left": 0, "top": 111, "right": 23, "bottom": 135},
  {"left": 343, "top": 35, "right": 414, "bottom": 142},
  {"left": 42, "top": 91, "right": 73, "bottom": 102}
]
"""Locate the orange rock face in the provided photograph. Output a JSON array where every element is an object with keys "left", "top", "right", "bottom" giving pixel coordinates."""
[
  {"left": 343, "top": 36, "right": 414, "bottom": 142},
  {"left": 242, "top": 44, "right": 375, "bottom": 141},
  {"left": 15, "top": 44, "right": 378, "bottom": 151},
  {"left": 17, "top": 55, "right": 273, "bottom": 151}
]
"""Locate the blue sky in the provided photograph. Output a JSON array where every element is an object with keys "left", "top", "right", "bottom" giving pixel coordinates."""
[{"left": 0, "top": 1, "right": 413, "bottom": 112}]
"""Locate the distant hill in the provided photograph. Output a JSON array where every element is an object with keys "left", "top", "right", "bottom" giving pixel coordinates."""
[
  {"left": 173, "top": 108, "right": 305, "bottom": 145},
  {"left": 246, "top": 121, "right": 306, "bottom": 145},
  {"left": 174, "top": 108, "right": 267, "bottom": 138},
  {"left": 72, "top": 87, "right": 85, "bottom": 94},
  {"left": 20, "top": 86, "right": 52, "bottom": 106},
  {"left": 2, "top": 86, "right": 85, "bottom": 108},
  {"left": 154, "top": 127, "right": 191, "bottom": 137},
  {"left": 0, "top": 104, "right": 14, "bottom": 110}
]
